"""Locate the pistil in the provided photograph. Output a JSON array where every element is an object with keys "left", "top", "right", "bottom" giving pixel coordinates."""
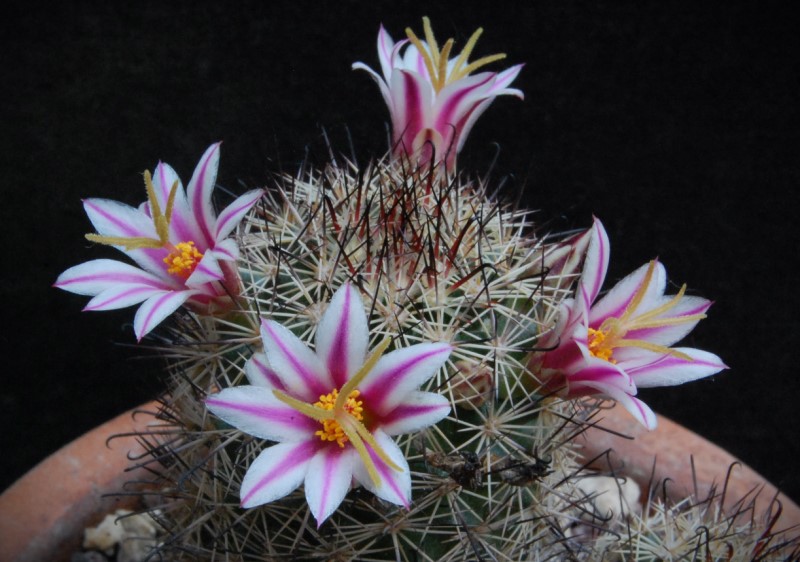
[
  {"left": 272, "top": 336, "right": 402, "bottom": 487},
  {"left": 86, "top": 171, "right": 204, "bottom": 278},
  {"left": 86, "top": 170, "right": 177, "bottom": 251},
  {"left": 405, "top": 17, "right": 507, "bottom": 93},
  {"left": 587, "top": 261, "right": 706, "bottom": 363},
  {"left": 163, "top": 241, "right": 203, "bottom": 278}
]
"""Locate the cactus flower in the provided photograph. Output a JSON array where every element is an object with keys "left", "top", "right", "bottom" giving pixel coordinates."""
[
  {"left": 533, "top": 218, "right": 727, "bottom": 429},
  {"left": 55, "top": 143, "right": 263, "bottom": 340},
  {"left": 206, "top": 284, "right": 452, "bottom": 526},
  {"left": 353, "top": 17, "right": 523, "bottom": 169}
]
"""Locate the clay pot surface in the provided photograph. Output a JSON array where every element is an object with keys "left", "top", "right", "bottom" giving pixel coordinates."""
[
  {"left": 580, "top": 402, "right": 800, "bottom": 531},
  {"left": 0, "top": 402, "right": 158, "bottom": 562},
  {"left": 2, "top": 400, "right": 798, "bottom": 561}
]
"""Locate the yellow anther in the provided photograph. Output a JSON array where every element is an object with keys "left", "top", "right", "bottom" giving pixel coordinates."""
[
  {"left": 314, "top": 389, "right": 364, "bottom": 447},
  {"left": 271, "top": 335, "right": 403, "bottom": 487},
  {"left": 586, "top": 260, "right": 705, "bottom": 363},
  {"left": 85, "top": 171, "right": 181, "bottom": 252},
  {"left": 405, "top": 16, "right": 507, "bottom": 93},
  {"left": 164, "top": 241, "right": 203, "bottom": 278},
  {"left": 587, "top": 328, "right": 616, "bottom": 363}
]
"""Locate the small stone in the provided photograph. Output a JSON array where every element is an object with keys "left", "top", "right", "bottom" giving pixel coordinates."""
[
  {"left": 117, "top": 511, "right": 160, "bottom": 562},
  {"left": 83, "top": 509, "right": 131, "bottom": 554},
  {"left": 577, "top": 475, "right": 641, "bottom": 520},
  {"left": 564, "top": 475, "right": 643, "bottom": 541},
  {"left": 82, "top": 508, "right": 160, "bottom": 562}
]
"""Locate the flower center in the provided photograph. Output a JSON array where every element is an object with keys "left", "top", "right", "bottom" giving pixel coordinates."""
[
  {"left": 586, "top": 261, "right": 707, "bottom": 363},
  {"left": 314, "top": 389, "right": 364, "bottom": 447},
  {"left": 164, "top": 241, "right": 203, "bottom": 278},
  {"left": 405, "top": 17, "right": 507, "bottom": 93},
  {"left": 272, "top": 337, "right": 403, "bottom": 487},
  {"left": 587, "top": 327, "right": 616, "bottom": 363}
]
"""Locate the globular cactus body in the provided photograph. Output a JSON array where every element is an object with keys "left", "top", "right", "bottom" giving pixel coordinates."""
[{"left": 144, "top": 156, "right": 593, "bottom": 561}]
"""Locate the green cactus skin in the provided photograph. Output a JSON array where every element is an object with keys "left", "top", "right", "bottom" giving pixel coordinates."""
[{"left": 129, "top": 156, "right": 799, "bottom": 561}]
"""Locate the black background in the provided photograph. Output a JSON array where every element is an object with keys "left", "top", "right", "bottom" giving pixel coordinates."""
[{"left": 3, "top": 2, "right": 798, "bottom": 504}]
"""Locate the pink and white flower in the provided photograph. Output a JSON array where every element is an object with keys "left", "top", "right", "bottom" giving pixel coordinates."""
[
  {"left": 55, "top": 143, "right": 263, "bottom": 340},
  {"left": 206, "top": 284, "right": 452, "bottom": 526},
  {"left": 353, "top": 17, "right": 523, "bottom": 169},
  {"left": 533, "top": 218, "right": 727, "bottom": 429}
]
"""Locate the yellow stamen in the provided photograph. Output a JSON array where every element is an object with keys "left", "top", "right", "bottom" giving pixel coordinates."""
[
  {"left": 272, "top": 390, "right": 334, "bottom": 422},
  {"left": 587, "top": 328, "right": 615, "bottom": 363},
  {"left": 350, "top": 416, "right": 403, "bottom": 472},
  {"left": 612, "top": 338, "right": 693, "bottom": 361},
  {"left": 405, "top": 16, "right": 507, "bottom": 93},
  {"left": 272, "top": 336, "right": 403, "bottom": 488},
  {"left": 450, "top": 26, "right": 483, "bottom": 78},
  {"left": 456, "top": 53, "right": 507, "bottom": 81},
  {"left": 435, "top": 39, "right": 454, "bottom": 92},
  {"left": 339, "top": 419, "right": 382, "bottom": 486},
  {"left": 85, "top": 173, "right": 182, "bottom": 252},
  {"left": 336, "top": 337, "right": 392, "bottom": 410},
  {"left": 85, "top": 234, "right": 164, "bottom": 251},
  {"left": 587, "top": 260, "right": 705, "bottom": 363},
  {"left": 405, "top": 27, "right": 438, "bottom": 90},
  {"left": 313, "top": 388, "right": 364, "bottom": 447},
  {"left": 85, "top": 172, "right": 207, "bottom": 278},
  {"left": 163, "top": 241, "right": 203, "bottom": 278},
  {"left": 422, "top": 16, "right": 440, "bottom": 67}
]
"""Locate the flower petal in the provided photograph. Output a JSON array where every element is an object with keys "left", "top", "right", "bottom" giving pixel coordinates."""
[
  {"left": 240, "top": 440, "right": 317, "bottom": 508},
  {"left": 564, "top": 359, "right": 635, "bottom": 397},
  {"left": 245, "top": 353, "right": 287, "bottom": 390},
  {"left": 389, "top": 70, "right": 432, "bottom": 153},
  {"left": 580, "top": 217, "right": 610, "bottom": 305},
  {"left": 452, "top": 96, "right": 494, "bottom": 154},
  {"left": 379, "top": 391, "right": 451, "bottom": 436},
  {"left": 360, "top": 342, "right": 452, "bottom": 416},
  {"left": 623, "top": 295, "right": 712, "bottom": 347},
  {"left": 538, "top": 225, "right": 594, "bottom": 283},
  {"left": 352, "top": 429, "right": 411, "bottom": 508},
  {"left": 133, "top": 289, "right": 195, "bottom": 340},
  {"left": 55, "top": 259, "right": 169, "bottom": 296},
  {"left": 215, "top": 189, "right": 263, "bottom": 241},
  {"left": 352, "top": 61, "right": 394, "bottom": 115},
  {"left": 431, "top": 72, "right": 496, "bottom": 134},
  {"left": 206, "top": 386, "right": 317, "bottom": 441},
  {"left": 261, "top": 319, "right": 333, "bottom": 401},
  {"left": 305, "top": 446, "right": 356, "bottom": 527},
  {"left": 83, "top": 198, "right": 174, "bottom": 277},
  {"left": 315, "top": 284, "right": 369, "bottom": 388},
  {"left": 84, "top": 284, "right": 165, "bottom": 311},
  {"left": 150, "top": 161, "right": 204, "bottom": 245},
  {"left": 593, "top": 383, "right": 657, "bottom": 430},
  {"left": 186, "top": 143, "right": 221, "bottom": 247},
  {"left": 358, "top": 21, "right": 522, "bottom": 168},
  {"left": 590, "top": 260, "right": 666, "bottom": 325},
  {"left": 626, "top": 348, "right": 728, "bottom": 388},
  {"left": 489, "top": 64, "right": 525, "bottom": 95},
  {"left": 411, "top": 127, "right": 446, "bottom": 165},
  {"left": 377, "top": 24, "right": 396, "bottom": 81},
  {"left": 208, "top": 238, "right": 239, "bottom": 262},
  {"left": 185, "top": 251, "right": 225, "bottom": 286},
  {"left": 83, "top": 198, "right": 157, "bottom": 240}
]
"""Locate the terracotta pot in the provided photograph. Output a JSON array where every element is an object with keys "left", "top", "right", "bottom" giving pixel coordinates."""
[
  {"left": 0, "top": 402, "right": 158, "bottom": 562},
  {"left": 2, "top": 401, "right": 797, "bottom": 561},
  {"left": 579, "top": 402, "right": 800, "bottom": 530}
]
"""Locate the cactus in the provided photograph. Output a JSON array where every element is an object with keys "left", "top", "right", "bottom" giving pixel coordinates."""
[
  {"left": 135, "top": 154, "right": 599, "bottom": 560},
  {"left": 55, "top": 16, "right": 799, "bottom": 562},
  {"left": 127, "top": 154, "right": 799, "bottom": 561}
]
